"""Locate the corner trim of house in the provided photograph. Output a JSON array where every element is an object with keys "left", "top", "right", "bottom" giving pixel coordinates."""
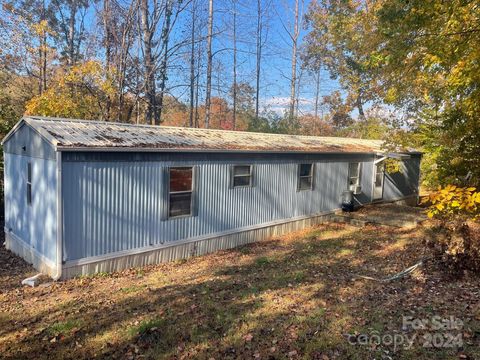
[{"left": 4, "top": 228, "right": 56, "bottom": 276}]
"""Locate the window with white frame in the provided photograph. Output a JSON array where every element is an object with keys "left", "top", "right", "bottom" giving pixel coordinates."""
[
  {"left": 348, "top": 162, "right": 361, "bottom": 187},
  {"left": 169, "top": 167, "right": 193, "bottom": 218},
  {"left": 26, "top": 162, "right": 32, "bottom": 205},
  {"left": 231, "top": 165, "right": 253, "bottom": 188},
  {"left": 298, "top": 163, "right": 314, "bottom": 191}
]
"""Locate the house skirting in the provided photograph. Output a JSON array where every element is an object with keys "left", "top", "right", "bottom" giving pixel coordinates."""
[
  {"left": 4, "top": 195, "right": 419, "bottom": 280},
  {"left": 61, "top": 210, "right": 338, "bottom": 279},
  {"left": 4, "top": 229, "right": 57, "bottom": 277}
]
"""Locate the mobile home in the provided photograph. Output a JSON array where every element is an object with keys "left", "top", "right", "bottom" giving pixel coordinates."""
[{"left": 2, "top": 116, "right": 421, "bottom": 279}]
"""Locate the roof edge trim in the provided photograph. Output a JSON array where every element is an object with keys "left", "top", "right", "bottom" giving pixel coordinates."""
[
  {"left": 2, "top": 117, "right": 60, "bottom": 150},
  {"left": 57, "top": 146, "right": 382, "bottom": 155},
  {"left": 1, "top": 118, "right": 26, "bottom": 146}
]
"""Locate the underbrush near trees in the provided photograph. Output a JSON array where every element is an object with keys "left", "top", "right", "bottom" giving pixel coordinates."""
[
  {"left": 422, "top": 185, "right": 480, "bottom": 276},
  {"left": 425, "top": 221, "right": 480, "bottom": 277}
]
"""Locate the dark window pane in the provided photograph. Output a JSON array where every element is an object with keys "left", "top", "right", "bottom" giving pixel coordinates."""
[
  {"left": 233, "top": 175, "right": 250, "bottom": 187},
  {"left": 27, "top": 163, "right": 32, "bottom": 182},
  {"left": 349, "top": 163, "right": 359, "bottom": 178},
  {"left": 170, "top": 167, "right": 192, "bottom": 192},
  {"left": 27, "top": 184, "right": 32, "bottom": 204},
  {"left": 299, "top": 177, "right": 312, "bottom": 190},
  {"left": 299, "top": 163, "right": 312, "bottom": 177},
  {"left": 233, "top": 165, "right": 250, "bottom": 176},
  {"left": 169, "top": 192, "right": 192, "bottom": 217}
]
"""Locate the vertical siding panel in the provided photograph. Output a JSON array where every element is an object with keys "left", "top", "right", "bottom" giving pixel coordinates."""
[
  {"left": 4, "top": 154, "right": 57, "bottom": 263},
  {"left": 62, "top": 154, "right": 420, "bottom": 262}
]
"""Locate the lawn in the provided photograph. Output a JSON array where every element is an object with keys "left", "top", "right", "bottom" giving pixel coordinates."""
[{"left": 0, "top": 221, "right": 479, "bottom": 359}]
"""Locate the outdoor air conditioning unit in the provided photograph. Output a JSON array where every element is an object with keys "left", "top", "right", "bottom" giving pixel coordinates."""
[{"left": 350, "top": 184, "right": 362, "bottom": 195}]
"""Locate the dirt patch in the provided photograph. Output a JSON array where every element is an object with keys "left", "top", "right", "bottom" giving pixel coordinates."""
[
  {"left": 349, "top": 203, "right": 428, "bottom": 227},
  {"left": 0, "top": 222, "right": 479, "bottom": 359},
  {"left": 0, "top": 233, "right": 37, "bottom": 293}
]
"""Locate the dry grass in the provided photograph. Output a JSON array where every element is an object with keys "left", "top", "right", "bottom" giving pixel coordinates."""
[{"left": 0, "top": 222, "right": 479, "bottom": 359}]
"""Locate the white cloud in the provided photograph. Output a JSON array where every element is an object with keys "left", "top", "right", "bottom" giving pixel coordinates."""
[{"left": 262, "top": 96, "right": 315, "bottom": 115}]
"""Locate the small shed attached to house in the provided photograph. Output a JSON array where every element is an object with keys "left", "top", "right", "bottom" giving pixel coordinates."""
[{"left": 2, "top": 116, "right": 422, "bottom": 279}]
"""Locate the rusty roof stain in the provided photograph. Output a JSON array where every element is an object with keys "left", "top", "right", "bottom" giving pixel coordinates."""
[{"left": 14, "top": 116, "right": 393, "bottom": 154}]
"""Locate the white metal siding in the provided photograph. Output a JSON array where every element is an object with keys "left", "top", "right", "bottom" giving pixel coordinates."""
[
  {"left": 4, "top": 153, "right": 57, "bottom": 262},
  {"left": 62, "top": 159, "right": 353, "bottom": 261}
]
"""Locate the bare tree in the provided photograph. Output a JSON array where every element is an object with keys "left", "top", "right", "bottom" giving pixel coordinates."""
[
  {"left": 194, "top": 33, "right": 202, "bottom": 128},
  {"left": 50, "top": 0, "right": 89, "bottom": 66},
  {"left": 232, "top": 0, "right": 237, "bottom": 130},
  {"left": 2, "top": 0, "right": 55, "bottom": 95},
  {"left": 204, "top": 0, "right": 213, "bottom": 128},
  {"left": 255, "top": 0, "right": 263, "bottom": 120},
  {"left": 140, "top": 0, "right": 157, "bottom": 124},
  {"left": 189, "top": 0, "right": 197, "bottom": 127},
  {"left": 100, "top": 0, "right": 138, "bottom": 122},
  {"left": 116, "top": 1, "right": 138, "bottom": 122},
  {"left": 102, "top": 0, "right": 113, "bottom": 119},
  {"left": 157, "top": 0, "right": 173, "bottom": 123},
  {"left": 288, "top": 0, "right": 299, "bottom": 120},
  {"left": 295, "top": 66, "right": 304, "bottom": 118},
  {"left": 314, "top": 68, "right": 321, "bottom": 118}
]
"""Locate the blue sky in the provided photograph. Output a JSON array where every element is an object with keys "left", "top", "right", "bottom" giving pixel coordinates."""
[
  {"left": 169, "top": 0, "right": 342, "bottom": 116},
  {"left": 81, "top": 0, "right": 342, "bottom": 116}
]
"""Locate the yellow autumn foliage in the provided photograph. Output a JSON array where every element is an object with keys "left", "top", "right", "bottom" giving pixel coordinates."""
[
  {"left": 25, "top": 61, "right": 117, "bottom": 120},
  {"left": 384, "top": 158, "right": 402, "bottom": 174},
  {"left": 421, "top": 185, "right": 480, "bottom": 219}
]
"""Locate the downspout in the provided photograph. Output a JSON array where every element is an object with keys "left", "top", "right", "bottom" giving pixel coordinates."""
[{"left": 53, "top": 151, "right": 63, "bottom": 280}]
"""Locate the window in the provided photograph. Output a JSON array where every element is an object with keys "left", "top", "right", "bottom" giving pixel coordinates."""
[
  {"left": 298, "top": 163, "right": 314, "bottom": 191},
  {"left": 26, "top": 162, "right": 32, "bottom": 205},
  {"left": 374, "top": 162, "right": 385, "bottom": 187},
  {"left": 169, "top": 167, "right": 193, "bottom": 218},
  {"left": 232, "top": 165, "right": 252, "bottom": 188},
  {"left": 348, "top": 162, "right": 361, "bottom": 187}
]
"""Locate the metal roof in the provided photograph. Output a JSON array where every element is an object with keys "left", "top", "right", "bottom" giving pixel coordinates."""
[{"left": 4, "top": 116, "right": 398, "bottom": 154}]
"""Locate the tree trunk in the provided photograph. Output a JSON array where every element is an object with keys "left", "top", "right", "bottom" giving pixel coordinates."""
[
  {"left": 232, "top": 0, "right": 237, "bottom": 130},
  {"left": 195, "top": 37, "right": 201, "bottom": 128},
  {"left": 189, "top": 0, "right": 196, "bottom": 128},
  {"left": 103, "top": 0, "right": 112, "bottom": 120},
  {"left": 289, "top": 0, "right": 299, "bottom": 120},
  {"left": 140, "top": 0, "right": 157, "bottom": 125},
  {"left": 255, "top": 0, "right": 262, "bottom": 120},
  {"left": 204, "top": 0, "right": 214, "bottom": 128},
  {"left": 39, "top": 0, "right": 47, "bottom": 94},
  {"left": 314, "top": 68, "right": 320, "bottom": 119},
  {"left": 295, "top": 68, "right": 303, "bottom": 119},
  {"left": 157, "top": 0, "right": 173, "bottom": 125},
  {"left": 117, "top": 1, "right": 137, "bottom": 122},
  {"left": 42, "top": 31, "right": 47, "bottom": 93},
  {"left": 357, "top": 92, "right": 366, "bottom": 121},
  {"left": 68, "top": 1, "right": 77, "bottom": 66}
]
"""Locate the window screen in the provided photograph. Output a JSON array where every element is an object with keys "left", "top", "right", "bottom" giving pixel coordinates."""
[
  {"left": 169, "top": 167, "right": 193, "bottom": 218},
  {"left": 348, "top": 162, "right": 361, "bottom": 186},
  {"left": 298, "top": 163, "right": 313, "bottom": 191},
  {"left": 232, "top": 165, "right": 252, "bottom": 188},
  {"left": 26, "top": 162, "right": 32, "bottom": 205}
]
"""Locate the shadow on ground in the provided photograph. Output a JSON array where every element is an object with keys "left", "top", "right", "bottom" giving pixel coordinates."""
[{"left": 0, "top": 222, "right": 479, "bottom": 360}]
